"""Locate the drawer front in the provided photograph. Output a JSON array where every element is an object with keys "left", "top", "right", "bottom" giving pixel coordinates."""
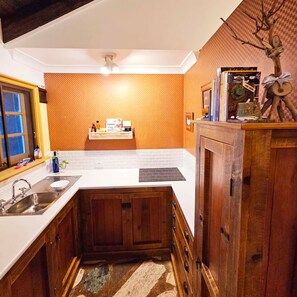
[
  {"left": 174, "top": 221, "right": 193, "bottom": 282},
  {"left": 173, "top": 232, "right": 194, "bottom": 297},
  {"left": 172, "top": 194, "right": 194, "bottom": 297},
  {"left": 172, "top": 195, "right": 194, "bottom": 255}
]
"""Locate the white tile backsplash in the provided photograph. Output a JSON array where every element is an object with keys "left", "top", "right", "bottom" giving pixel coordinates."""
[{"left": 57, "top": 149, "right": 187, "bottom": 170}]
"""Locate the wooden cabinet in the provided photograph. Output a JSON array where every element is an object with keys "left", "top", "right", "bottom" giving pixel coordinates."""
[
  {"left": 0, "top": 193, "right": 80, "bottom": 297},
  {"left": 80, "top": 187, "right": 172, "bottom": 260},
  {"left": 46, "top": 193, "right": 80, "bottom": 297},
  {"left": 1, "top": 233, "right": 50, "bottom": 297},
  {"left": 194, "top": 122, "right": 297, "bottom": 297},
  {"left": 171, "top": 193, "right": 194, "bottom": 297}
]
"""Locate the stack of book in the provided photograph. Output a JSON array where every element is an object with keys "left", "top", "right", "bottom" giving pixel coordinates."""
[{"left": 211, "top": 67, "right": 261, "bottom": 121}]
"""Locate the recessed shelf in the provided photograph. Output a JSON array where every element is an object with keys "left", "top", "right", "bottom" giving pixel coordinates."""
[{"left": 89, "top": 129, "right": 134, "bottom": 140}]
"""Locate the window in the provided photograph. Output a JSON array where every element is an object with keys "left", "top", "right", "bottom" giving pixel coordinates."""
[{"left": 0, "top": 75, "right": 44, "bottom": 175}]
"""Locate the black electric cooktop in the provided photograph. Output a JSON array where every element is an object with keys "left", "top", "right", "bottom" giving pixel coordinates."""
[{"left": 139, "top": 167, "right": 186, "bottom": 182}]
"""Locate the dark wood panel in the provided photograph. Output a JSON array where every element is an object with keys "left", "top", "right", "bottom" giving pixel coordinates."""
[
  {"left": 131, "top": 195, "right": 162, "bottom": 245},
  {"left": 91, "top": 195, "right": 126, "bottom": 249},
  {"left": 11, "top": 245, "right": 49, "bottom": 297},
  {"left": 0, "top": 0, "right": 96, "bottom": 42},
  {"left": 265, "top": 148, "right": 297, "bottom": 297}
]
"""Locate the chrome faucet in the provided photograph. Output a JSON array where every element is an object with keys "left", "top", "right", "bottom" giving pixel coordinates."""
[
  {"left": 11, "top": 179, "right": 32, "bottom": 204},
  {"left": 0, "top": 199, "right": 6, "bottom": 212}
]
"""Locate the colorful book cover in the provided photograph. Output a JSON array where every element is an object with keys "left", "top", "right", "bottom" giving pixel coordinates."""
[
  {"left": 219, "top": 70, "right": 261, "bottom": 121},
  {"left": 214, "top": 67, "right": 257, "bottom": 121}
]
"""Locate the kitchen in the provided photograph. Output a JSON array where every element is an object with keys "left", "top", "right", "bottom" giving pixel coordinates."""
[{"left": 0, "top": 0, "right": 296, "bottom": 296}]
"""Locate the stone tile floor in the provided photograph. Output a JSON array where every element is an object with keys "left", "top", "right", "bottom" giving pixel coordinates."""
[{"left": 69, "top": 258, "right": 178, "bottom": 297}]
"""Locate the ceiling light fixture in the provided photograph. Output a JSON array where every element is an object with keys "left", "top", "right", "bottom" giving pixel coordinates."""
[{"left": 101, "top": 55, "right": 118, "bottom": 74}]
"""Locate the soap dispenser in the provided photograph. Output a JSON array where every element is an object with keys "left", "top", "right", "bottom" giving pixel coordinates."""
[{"left": 52, "top": 151, "right": 60, "bottom": 173}]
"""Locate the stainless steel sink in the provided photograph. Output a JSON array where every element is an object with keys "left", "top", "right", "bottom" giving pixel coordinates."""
[
  {"left": 1, "top": 175, "right": 81, "bottom": 216},
  {"left": 6, "top": 192, "right": 59, "bottom": 215}
]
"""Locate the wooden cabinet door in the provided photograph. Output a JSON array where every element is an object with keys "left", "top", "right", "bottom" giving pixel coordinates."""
[
  {"left": 8, "top": 237, "right": 50, "bottom": 297},
  {"left": 56, "top": 200, "right": 79, "bottom": 295},
  {"left": 81, "top": 191, "right": 129, "bottom": 252},
  {"left": 197, "top": 136, "right": 234, "bottom": 297},
  {"left": 129, "top": 191, "right": 171, "bottom": 249},
  {"left": 47, "top": 197, "right": 79, "bottom": 297},
  {"left": 264, "top": 147, "right": 297, "bottom": 297}
]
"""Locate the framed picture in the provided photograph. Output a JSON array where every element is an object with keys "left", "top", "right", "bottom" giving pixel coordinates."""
[
  {"left": 201, "top": 82, "right": 212, "bottom": 118},
  {"left": 185, "top": 112, "right": 194, "bottom": 132}
]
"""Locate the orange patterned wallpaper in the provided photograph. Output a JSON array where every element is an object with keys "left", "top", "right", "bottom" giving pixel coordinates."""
[
  {"left": 184, "top": 0, "right": 297, "bottom": 156},
  {"left": 45, "top": 74, "right": 184, "bottom": 150}
]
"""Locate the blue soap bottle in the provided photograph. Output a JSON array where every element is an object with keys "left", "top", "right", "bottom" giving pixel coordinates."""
[{"left": 52, "top": 151, "right": 60, "bottom": 173}]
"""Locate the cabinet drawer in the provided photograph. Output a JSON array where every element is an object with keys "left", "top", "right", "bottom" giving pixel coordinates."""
[
  {"left": 173, "top": 232, "right": 194, "bottom": 297},
  {"left": 172, "top": 195, "right": 194, "bottom": 255},
  {"left": 173, "top": 227, "right": 193, "bottom": 283}
]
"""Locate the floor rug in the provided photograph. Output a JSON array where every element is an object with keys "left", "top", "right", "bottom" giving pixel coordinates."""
[{"left": 69, "top": 259, "right": 177, "bottom": 297}]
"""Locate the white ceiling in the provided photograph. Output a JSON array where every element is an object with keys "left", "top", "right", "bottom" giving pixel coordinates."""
[{"left": 3, "top": 0, "right": 242, "bottom": 74}]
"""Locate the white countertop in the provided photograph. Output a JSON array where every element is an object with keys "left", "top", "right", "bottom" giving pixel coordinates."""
[{"left": 0, "top": 167, "right": 195, "bottom": 280}]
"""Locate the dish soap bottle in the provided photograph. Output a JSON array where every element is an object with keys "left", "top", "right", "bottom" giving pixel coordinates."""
[
  {"left": 52, "top": 151, "right": 60, "bottom": 173},
  {"left": 33, "top": 145, "right": 42, "bottom": 159}
]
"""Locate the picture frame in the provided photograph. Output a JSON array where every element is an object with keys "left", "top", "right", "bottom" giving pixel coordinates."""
[
  {"left": 201, "top": 82, "right": 212, "bottom": 119},
  {"left": 185, "top": 112, "right": 194, "bottom": 132}
]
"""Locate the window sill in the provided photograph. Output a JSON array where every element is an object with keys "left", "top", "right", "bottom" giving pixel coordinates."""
[{"left": 0, "top": 158, "right": 48, "bottom": 182}]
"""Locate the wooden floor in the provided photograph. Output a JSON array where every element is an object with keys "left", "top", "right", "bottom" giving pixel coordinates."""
[{"left": 69, "top": 258, "right": 178, "bottom": 297}]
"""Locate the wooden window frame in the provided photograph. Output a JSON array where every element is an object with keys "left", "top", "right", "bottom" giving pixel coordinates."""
[{"left": 0, "top": 74, "right": 45, "bottom": 181}]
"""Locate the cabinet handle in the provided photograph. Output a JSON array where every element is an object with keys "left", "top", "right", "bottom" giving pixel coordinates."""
[
  {"left": 55, "top": 234, "right": 61, "bottom": 242},
  {"left": 172, "top": 201, "right": 177, "bottom": 209},
  {"left": 184, "top": 260, "right": 189, "bottom": 273},
  {"left": 230, "top": 178, "right": 234, "bottom": 197},
  {"left": 184, "top": 245, "right": 189, "bottom": 258},
  {"left": 184, "top": 230, "right": 190, "bottom": 242},
  {"left": 121, "top": 202, "right": 132, "bottom": 209},
  {"left": 183, "top": 281, "right": 189, "bottom": 295},
  {"left": 172, "top": 213, "right": 176, "bottom": 221},
  {"left": 196, "top": 257, "right": 201, "bottom": 269},
  {"left": 220, "top": 227, "right": 230, "bottom": 241},
  {"left": 199, "top": 213, "right": 203, "bottom": 225},
  {"left": 172, "top": 226, "right": 176, "bottom": 233}
]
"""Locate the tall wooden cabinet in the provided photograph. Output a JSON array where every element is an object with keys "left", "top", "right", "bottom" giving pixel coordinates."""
[{"left": 194, "top": 122, "right": 297, "bottom": 297}]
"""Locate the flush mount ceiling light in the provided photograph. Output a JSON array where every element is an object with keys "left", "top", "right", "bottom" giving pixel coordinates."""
[{"left": 101, "top": 55, "right": 118, "bottom": 74}]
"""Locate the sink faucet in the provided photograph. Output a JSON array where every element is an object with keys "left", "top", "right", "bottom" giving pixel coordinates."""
[
  {"left": 11, "top": 179, "right": 32, "bottom": 204},
  {"left": 0, "top": 199, "right": 6, "bottom": 213}
]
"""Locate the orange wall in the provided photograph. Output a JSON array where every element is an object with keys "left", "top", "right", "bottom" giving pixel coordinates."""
[
  {"left": 45, "top": 74, "right": 184, "bottom": 150},
  {"left": 184, "top": 0, "right": 297, "bottom": 156}
]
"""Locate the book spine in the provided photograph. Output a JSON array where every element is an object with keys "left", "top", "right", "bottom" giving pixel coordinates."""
[{"left": 219, "top": 72, "right": 228, "bottom": 121}]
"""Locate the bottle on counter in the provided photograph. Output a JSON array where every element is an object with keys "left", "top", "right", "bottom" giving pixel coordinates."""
[
  {"left": 52, "top": 151, "right": 60, "bottom": 173},
  {"left": 95, "top": 120, "right": 100, "bottom": 130},
  {"left": 91, "top": 123, "right": 96, "bottom": 132},
  {"left": 34, "top": 146, "right": 40, "bottom": 160}
]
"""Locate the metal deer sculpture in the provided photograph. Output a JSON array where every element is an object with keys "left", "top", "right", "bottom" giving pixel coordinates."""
[{"left": 221, "top": 0, "right": 297, "bottom": 121}]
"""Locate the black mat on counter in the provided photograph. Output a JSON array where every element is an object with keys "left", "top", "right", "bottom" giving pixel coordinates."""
[{"left": 139, "top": 167, "right": 186, "bottom": 182}]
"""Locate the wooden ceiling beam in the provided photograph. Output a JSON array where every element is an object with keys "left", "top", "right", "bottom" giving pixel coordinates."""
[{"left": 1, "top": 0, "right": 95, "bottom": 43}]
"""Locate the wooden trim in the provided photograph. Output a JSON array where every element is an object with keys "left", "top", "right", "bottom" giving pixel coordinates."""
[
  {"left": 38, "top": 88, "right": 47, "bottom": 103},
  {"left": 194, "top": 120, "right": 297, "bottom": 130},
  {"left": 201, "top": 263, "right": 219, "bottom": 297},
  {"left": 171, "top": 252, "right": 184, "bottom": 297},
  {"left": 61, "top": 257, "right": 80, "bottom": 297}
]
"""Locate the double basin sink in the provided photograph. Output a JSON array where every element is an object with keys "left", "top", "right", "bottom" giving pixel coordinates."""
[{"left": 1, "top": 176, "right": 80, "bottom": 216}]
